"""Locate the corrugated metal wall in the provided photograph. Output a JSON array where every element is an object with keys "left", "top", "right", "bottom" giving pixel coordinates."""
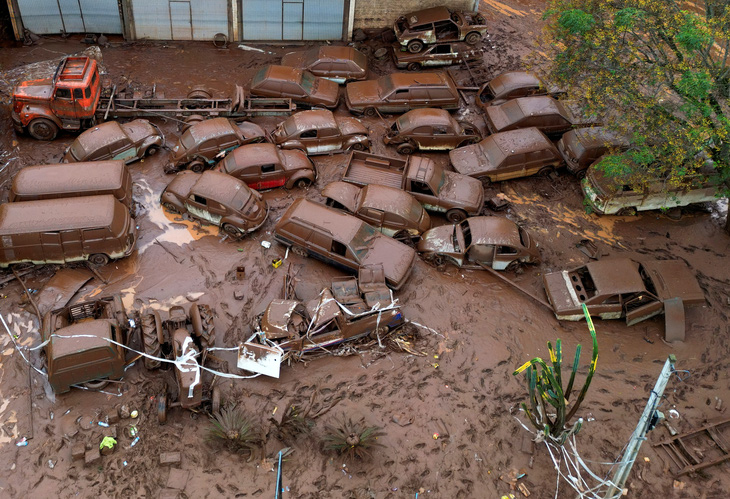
[
  {"left": 130, "top": 0, "right": 228, "bottom": 40},
  {"left": 242, "top": 0, "right": 344, "bottom": 41},
  {"left": 17, "top": 0, "right": 122, "bottom": 34}
]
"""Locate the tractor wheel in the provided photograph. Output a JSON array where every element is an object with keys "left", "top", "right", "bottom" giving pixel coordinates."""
[
  {"left": 191, "top": 304, "right": 216, "bottom": 349},
  {"left": 141, "top": 313, "right": 162, "bottom": 370}
]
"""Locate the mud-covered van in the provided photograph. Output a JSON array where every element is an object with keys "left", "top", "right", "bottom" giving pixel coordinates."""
[
  {"left": 582, "top": 163, "right": 725, "bottom": 215},
  {"left": 10, "top": 161, "right": 133, "bottom": 209},
  {"left": 0, "top": 195, "right": 137, "bottom": 267}
]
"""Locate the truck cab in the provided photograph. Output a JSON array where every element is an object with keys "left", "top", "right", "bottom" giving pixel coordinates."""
[{"left": 12, "top": 56, "right": 100, "bottom": 140}]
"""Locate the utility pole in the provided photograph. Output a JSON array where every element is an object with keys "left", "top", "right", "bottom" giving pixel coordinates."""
[{"left": 604, "top": 354, "right": 676, "bottom": 498}]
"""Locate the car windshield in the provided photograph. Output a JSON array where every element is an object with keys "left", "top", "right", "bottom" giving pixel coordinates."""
[
  {"left": 349, "top": 222, "right": 378, "bottom": 261},
  {"left": 395, "top": 114, "right": 411, "bottom": 131},
  {"left": 379, "top": 76, "right": 395, "bottom": 97},
  {"left": 432, "top": 166, "right": 447, "bottom": 194},
  {"left": 479, "top": 139, "right": 507, "bottom": 166},
  {"left": 251, "top": 68, "right": 267, "bottom": 87},
  {"left": 300, "top": 71, "right": 318, "bottom": 94},
  {"left": 68, "top": 140, "right": 87, "bottom": 160},
  {"left": 232, "top": 188, "right": 253, "bottom": 212},
  {"left": 179, "top": 129, "right": 197, "bottom": 150},
  {"left": 460, "top": 219, "right": 472, "bottom": 247},
  {"left": 501, "top": 101, "right": 525, "bottom": 124}
]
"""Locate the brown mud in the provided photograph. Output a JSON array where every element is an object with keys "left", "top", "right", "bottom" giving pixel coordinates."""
[{"left": 0, "top": 1, "right": 729, "bottom": 498}]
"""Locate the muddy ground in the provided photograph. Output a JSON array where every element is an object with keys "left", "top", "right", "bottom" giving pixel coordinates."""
[{"left": 0, "top": 1, "right": 729, "bottom": 498}]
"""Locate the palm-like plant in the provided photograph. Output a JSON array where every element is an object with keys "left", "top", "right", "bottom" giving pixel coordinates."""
[
  {"left": 207, "top": 404, "right": 259, "bottom": 454},
  {"left": 322, "top": 415, "right": 385, "bottom": 460}
]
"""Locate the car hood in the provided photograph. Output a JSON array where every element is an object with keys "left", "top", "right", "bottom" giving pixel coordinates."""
[
  {"left": 335, "top": 116, "right": 368, "bottom": 136},
  {"left": 543, "top": 270, "right": 580, "bottom": 314},
  {"left": 237, "top": 122, "right": 267, "bottom": 141},
  {"left": 642, "top": 260, "right": 705, "bottom": 304},
  {"left": 310, "top": 78, "right": 340, "bottom": 107},
  {"left": 13, "top": 79, "right": 53, "bottom": 100},
  {"left": 346, "top": 80, "right": 381, "bottom": 106},
  {"left": 485, "top": 106, "right": 511, "bottom": 133},
  {"left": 361, "top": 235, "right": 416, "bottom": 288},
  {"left": 417, "top": 224, "right": 457, "bottom": 255},
  {"left": 162, "top": 171, "right": 198, "bottom": 199},
  {"left": 449, "top": 144, "right": 490, "bottom": 176},
  {"left": 280, "top": 52, "right": 307, "bottom": 69},
  {"left": 122, "top": 119, "right": 159, "bottom": 144},
  {"left": 321, "top": 181, "right": 361, "bottom": 212},
  {"left": 439, "top": 172, "right": 484, "bottom": 213},
  {"left": 281, "top": 149, "right": 313, "bottom": 172}
]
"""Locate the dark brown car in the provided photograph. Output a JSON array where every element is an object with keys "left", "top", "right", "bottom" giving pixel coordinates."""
[
  {"left": 449, "top": 128, "right": 563, "bottom": 184},
  {"left": 394, "top": 6, "right": 488, "bottom": 53},
  {"left": 166, "top": 117, "right": 266, "bottom": 173},
  {"left": 216, "top": 143, "right": 316, "bottom": 190},
  {"left": 273, "top": 198, "right": 417, "bottom": 290},
  {"left": 63, "top": 119, "right": 163, "bottom": 164},
  {"left": 557, "top": 127, "right": 630, "bottom": 177},
  {"left": 484, "top": 96, "right": 600, "bottom": 138},
  {"left": 281, "top": 46, "right": 368, "bottom": 84},
  {"left": 322, "top": 181, "right": 431, "bottom": 242},
  {"left": 250, "top": 65, "right": 340, "bottom": 108},
  {"left": 393, "top": 42, "right": 473, "bottom": 71},
  {"left": 272, "top": 109, "right": 369, "bottom": 155},
  {"left": 478, "top": 71, "right": 566, "bottom": 108},
  {"left": 383, "top": 108, "right": 480, "bottom": 154},
  {"left": 345, "top": 72, "right": 459, "bottom": 116}
]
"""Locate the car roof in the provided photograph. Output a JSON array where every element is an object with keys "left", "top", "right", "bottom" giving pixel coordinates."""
[
  {"left": 466, "top": 217, "right": 523, "bottom": 247},
  {"left": 405, "top": 6, "right": 451, "bottom": 25},
  {"left": 187, "top": 118, "right": 236, "bottom": 142},
  {"left": 489, "top": 128, "right": 552, "bottom": 154},
  {"left": 261, "top": 65, "right": 302, "bottom": 83},
  {"left": 192, "top": 171, "right": 250, "bottom": 204},
  {"left": 316, "top": 45, "right": 358, "bottom": 61},
  {"left": 75, "top": 121, "right": 127, "bottom": 151},
  {"left": 512, "top": 96, "right": 566, "bottom": 118},
  {"left": 288, "top": 109, "right": 337, "bottom": 130},
  {"left": 584, "top": 258, "right": 646, "bottom": 295},
  {"left": 398, "top": 108, "right": 453, "bottom": 128},
  {"left": 49, "top": 320, "right": 113, "bottom": 359},
  {"left": 360, "top": 185, "right": 420, "bottom": 218},
  {"left": 385, "top": 72, "right": 449, "bottom": 88},
  {"left": 281, "top": 199, "right": 362, "bottom": 241},
  {"left": 226, "top": 143, "right": 280, "bottom": 169},
  {"left": 0, "top": 195, "right": 119, "bottom": 234},
  {"left": 13, "top": 161, "right": 126, "bottom": 194},
  {"left": 565, "top": 127, "right": 629, "bottom": 148},
  {"left": 489, "top": 72, "right": 542, "bottom": 93}
]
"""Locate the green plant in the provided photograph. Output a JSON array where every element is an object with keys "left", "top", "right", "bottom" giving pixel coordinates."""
[
  {"left": 270, "top": 402, "right": 315, "bottom": 443},
  {"left": 322, "top": 414, "right": 385, "bottom": 460},
  {"left": 207, "top": 403, "right": 259, "bottom": 454},
  {"left": 513, "top": 303, "right": 598, "bottom": 445}
]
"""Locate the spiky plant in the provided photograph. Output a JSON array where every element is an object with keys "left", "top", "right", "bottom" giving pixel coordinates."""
[
  {"left": 207, "top": 404, "right": 259, "bottom": 454},
  {"left": 513, "top": 303, "right": 599, "bottom": 445},
  {"left": 270, "top": 403, "right": 315, "bottom": 443},
  {"left": 322, "top": 414, "right": 385, "bottom": 460}
]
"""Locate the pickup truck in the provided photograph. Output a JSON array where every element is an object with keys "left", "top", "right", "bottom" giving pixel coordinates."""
[{"left": 342, "top": 151, "right": 484, "bottom": 222}]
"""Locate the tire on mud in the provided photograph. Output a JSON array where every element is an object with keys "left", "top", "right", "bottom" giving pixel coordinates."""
[
  {"left": 141, "top": 313, "right": 162, "bottom": 370},
  {"left": 157, "top": 393, "right": 168, "bottom": 424},
  {"left": 291, "top": 245, "right": 308, "bottom": 257},
  {"left": 191, "top": 303, "right": 216, "bottom": 349},
  {"left": 446, "top": 209, "right": 468, "bottom": 223},
  {"left": 28, "top": 118, "right": 59, "bottom": 141},
  {"left": 88, "top": 253, "right": 110, "bottom": 266}
]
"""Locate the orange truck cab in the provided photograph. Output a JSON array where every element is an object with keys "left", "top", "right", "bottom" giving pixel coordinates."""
[{"left": 12, "top": 56, "right": 100, "bottom": 140}]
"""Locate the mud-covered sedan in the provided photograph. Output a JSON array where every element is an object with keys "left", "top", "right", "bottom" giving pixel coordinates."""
[
  {"left": 272, "top": 109, "right": 369, "bottom": 155},
  {"left": 418, "top": 216, "right": 539, "bottom": 270},
  {"left": 63, "top": 119, "right": 162, "bottom": 164},
  {"left": 281, "top": 46, "right": 368, "bottom": 83},
  {"left": 383, "top": 108, "right": 480, "bottom": 154},
  {"left": 161, "top": 170, "right": 267, "bottom": 238},
  {"left": 484, "top": 96, "right": 600, "bottom": 137},
  {"left": 250, "top": 65, "right": 340, "bottom": 109},
  {"left": 216, "top": 143, "right": 316, "bottom": 190}
]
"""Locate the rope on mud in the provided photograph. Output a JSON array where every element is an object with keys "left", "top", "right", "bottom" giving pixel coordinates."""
[{"left": 0, "top": 313, "right": 46, "bottom": 376}]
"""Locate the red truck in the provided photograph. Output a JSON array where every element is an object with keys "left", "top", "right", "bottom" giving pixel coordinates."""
[
  {"left": 342, "top": 151, "right": 484, "bottom": 222},
  {"left": 12, "top": 56, "right": 294, "bottom": 141}
]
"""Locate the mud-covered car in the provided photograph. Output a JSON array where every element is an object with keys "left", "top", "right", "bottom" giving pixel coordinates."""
[
  {"left": 63, "top": 119, "right": 162, "bottom": 164},
  {"left": 557, "top": 127, "right": 630, "bottom": 177},
  {"left": 165, "top": 117, "right": 266, "bottom": 173},
  {"left": 215, "top": 143, "right": 316, "bottom": 190},
  {"left": 484, "top": 96, "right": 600, "bottom": 137},
  {"left": 543, "top": 258, "right": 705, "bottom": 323},
  {"left": 392, "top": 42, "right": 473, "bottom": 71},
  {"left": 394, "top": 6, "right": 487, "bottom": 53},
  {"left": 477, "top": 71, "right": 566, "bottom": 108},
  {"left": 449, "top": 128, "right": 563, "bottom": 184},
  {"left": 250, "top": 65, "right": 340, "bottom": 109},
  {"left": 253, "top": 268, "right": 404, "bottom": 354},
  {"left": 272, "top": 109, "right": 369, "bottom": 155},
  {"left": 161, "top": 170, "right": 267, "bottom": 238},
  {"left": 345, "top": 72, "right": 459, "bottom": 116},
  {"left": 323, "top": 181, "right": 431, "bottom": 242},
  {"left": 383, "top": 108, "right": 480, "bottom": 154},
  {"left": 42, "top": 295, "right": 133, "bottom": 393},
  {"left": 274, "top": 199, "right": 416, "bottom": 290},
  {"left": 418, "top": 217, "right": 539, "bottom": 270},
  {"left": 281, "top": 46, "right": 368, "bottom": 84}
]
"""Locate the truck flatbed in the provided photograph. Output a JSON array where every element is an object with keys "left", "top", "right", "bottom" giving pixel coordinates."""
[{"left": 342, "top": 151, "right": 406, "bottom": 189}]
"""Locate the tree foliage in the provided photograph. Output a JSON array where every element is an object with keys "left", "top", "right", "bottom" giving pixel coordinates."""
[{"left": 541, "top": 0, "right": 730, "bottom": 194}]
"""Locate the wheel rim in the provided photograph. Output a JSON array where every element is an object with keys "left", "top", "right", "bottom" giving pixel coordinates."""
[
  {"left": 447, "top": 210, "right": 466, "bottom": 223},
  {"left": 398, "top": 144, "right": 415, "bottom": 155},
  {"left": 408, "top": 41, "right": 423, "bottom": 53},
  {"left": 351, "top": 143, "right": 365, "bottom": 151},
  {"left": 223, "top": 224, "right": 241, "bottom": 237},
  {"left": 407, "top": 63, "right": 419, "bottom": 71},
  {"left": 292, "top": 245, "right": 307, "bottom": 257},
  {"left": 89, "top": 254, "right": 109, "bottom": 266},
  {"left": 190, "top": 161, "right": 205, "bottom": 173},
  {"left": 364, "top": 108, "right": 376, "bottom": 117},
  {"left": 146, "top": 146, "right": 158, "bottom": 156},
  {"left": 296, "top": 178, "right": 311, "bottom": 189},
  {"left": 29, "top": 119, "right": 58, "bottom": 140},
  {"left": 466, "top": 33, "right": 481, "bottom": 44}
]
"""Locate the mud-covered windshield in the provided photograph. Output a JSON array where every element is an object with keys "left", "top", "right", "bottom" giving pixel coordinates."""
[
  {"left": 300, "top": 71, "right": 317, "bottom": 94},
  {"left": 480, "top": 139, "right": 507, "bottom": 166},
  {"left": 179, "top": 129, "right": 196, "bottom": 150},
  {"left": 350, "top": 222, "right": 378, "bottom": 261}
]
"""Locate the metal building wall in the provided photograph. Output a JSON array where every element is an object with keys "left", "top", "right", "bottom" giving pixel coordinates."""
[
  {"left": 241, "top": 0, "right": 345, "bottom": 41},
  {"left": 130, "top": 0, "right": 228, "bottom": 40},
  {"left": 16, "top": 0, "right": 122, "bottom": 34}
]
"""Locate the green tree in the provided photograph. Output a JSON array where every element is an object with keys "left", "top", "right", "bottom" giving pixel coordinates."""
[{"left": 541, "top": 1, "right": 730, "bottom": 229}]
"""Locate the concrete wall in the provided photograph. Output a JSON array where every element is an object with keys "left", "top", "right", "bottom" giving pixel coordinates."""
[{"left": 353, "top": 0, "right": 477, "bottom": 31}]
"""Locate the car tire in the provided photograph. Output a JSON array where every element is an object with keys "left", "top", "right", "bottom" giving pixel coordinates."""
[
  {"left": 295, "top": 177, "right": 312, "bottom": 189},
  {"left": 446, "top": 209, "right": 467, "bottom": 223},
  {"left": 396, "top": 143, "right": 416, "bottom": 155},
  {"left": 28, "top": 118, "right": 59, "bottom": 141},
  {"left": 465, "top": 32, "right": 482, "bottom": 45},
  {"left": 146, "top": 145, "right": 159, "bottom": 156},
  {"left": 406, "top": 62, "right": 420, "bottom": 71},
  {"left": 182, "top": 115, "right": 205, "bottom": 132},
  {"left": 350, "top": 142, "right": 366, "bottom": 151},
  {"left": 161, "top": 201, "right": 178, "bottom": 213},
  {"left": 187, "top": 87, "right": 212, "bottom": 100},
  {"left": 83, "top": 378, "right": 110, "bottom": 390},
  {"left": 616, "top": 207, "right": 637, "bottom": 216},
  {"left": 505, "top": 260, "right": 520, "bottom": 272},
  {"left": 189, "top": 160, "right": 205, "bottom": 173},
  {"left": 211, "top": 385, "right": 221, "bottom": 414},
  {"left": 394, "top": 230, "right": 415, "bottom": 247},
  {"left": 429, "top": 254, "right": 445, "bottom": 267},
  {"left": 538, "top": 166, "right": 554, "bottom": 177},
  {"left": 407, "top": 40, "right": 424, "bottom": 53},
  {"left": 222, "top": 223, "right": 242, "bottom": 238},
  {"left": 157, "top": 393, "right": 168, "bottom": 424},
  {"left": 291, "top": 245, "right": 308, "bottom": 257},
  {"left": 141, "top": 313, "right": 162, "bottom": 370},
  {"left": 89, "top": 253, "right": 110, "bottom": 266},
  {"left": 575, "top": 169, "right": 587, "bottom": 180},
  {"left": 364, "top": 107, "right": 377, "bottom": 117},
  {"left": 191, "top": 303, "right": 216, "bottom": 349}
]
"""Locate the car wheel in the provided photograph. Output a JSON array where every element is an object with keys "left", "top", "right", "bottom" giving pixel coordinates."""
[
  {"left": 505, "top": 260, "right": 521, "bottom": 272},
  {"left": 350, "top": 142, "right": 366, "bottom": 151},
  {"left": 429, "top": 254, "right": 445, "bottom": 267},
  {"left": 182, "top": 115, "right": 205, "bottom": 132},
  {"left": 146, "top": 145, "right": 159, "bottom": 156},
  {"left": 83, "top": 378, "right": 110, "bottom": 390},
  {"left": 157, "top": 393, "right": 168, "bottom": 424},
  {"left": 575, "top": 169, "right": 587, "bottom": 180},
  {"left": 89, "top": 253, "right": 110, "bottom": 266},
  {"left": 616, "top": 207, "right": 637, "bottom": 216},
  {"left": 538, "top": 166, "right": 554, "bottom": 177},
  {"left": 407, "top": 40, "right": 424, "bottom": 53},
  {"left": 222, "top": 223, "right": 242, "bottom": 238},
  {"left": 465, "top": 32, "right": 482, "bottom": 45},
  {"left": 211, "top": 385, "right": 221, "bottom": 414},
  {"left": 161, "top": 201, "right": 178, "bottom": 213},
  {"left": 28, "top": 118, "right": 59, "bottom": 141},
  {"left": 189, "top": 160, "right": 205, "bottom": 173},
  {"left": 141, "top": 314, "right": 162, "bottom": 370},
  {"left": 396, "top": 143, "right": 416, "bottom": 155},
  {"left": 446, "top": 209, "right": 467, "bottom": 223},
  {"left": 291, "top": 245, "right": 308, "bottom": 257},
  {"left": 187, "top": 87, "right": 212, "bottom": 100},
  {"left": 364, "top": 107, "right": 377, "bottom": 117},
  {"left": 295, "top": 177, "right": 312, "bottom": 189},
  {"left": 394, "top": 230, "right": 415, "bottom": 247},
  {"left": 406, "top": 62, "right": 420, "bottom": 71}
]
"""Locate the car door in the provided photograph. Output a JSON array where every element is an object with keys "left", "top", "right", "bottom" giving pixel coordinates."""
[
  {"left": 409, "top": 125, "right": 433, "bottom": 149},
  {"left": 432, "top": 123, "right": 456, "bottom": 148},
  {"left": 524, "top": 150, "right": 550, "bottom": 176},
  {"left": 255, "top": 163, "right": 287, "bottom": 190},
  {"left": 185, "top": 193, "right": 221, "bottom": 225},
  {"left": 409, "top": 88, "right": 430, "bottom": 109},
  {"left": 216, "top": 131, "right": 240, "bottom": 159},
  {"left": 467, "top": 244, "right": 495, "bottom": 267},
  {"left": 109, "top": 136, "right": 136, "bottom": 163},
  {"left": 384, "top": 88, "right": 410, "bottom": 112},
  {"left": 358, "top": 207, "right": 385, "bottom": 232},
  {"left": 409, "top": 179, "right": 441, "bottom": 212},
  {"left": 282, "top": 81, "right": 307, "bottom": 101},
  {"left": 317, "top": 125, "right": 344, "bottom": 152},
  {"left": 624, "top": 293, "right": 663, "bottom": 325}
]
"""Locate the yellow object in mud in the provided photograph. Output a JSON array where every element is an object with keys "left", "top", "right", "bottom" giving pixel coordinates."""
[
  {"left": 100, "top": 436, "right": 117, "bottom": 450},
  {"left": 272, "top": 258, "right": 283, "bottom": 268}
]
